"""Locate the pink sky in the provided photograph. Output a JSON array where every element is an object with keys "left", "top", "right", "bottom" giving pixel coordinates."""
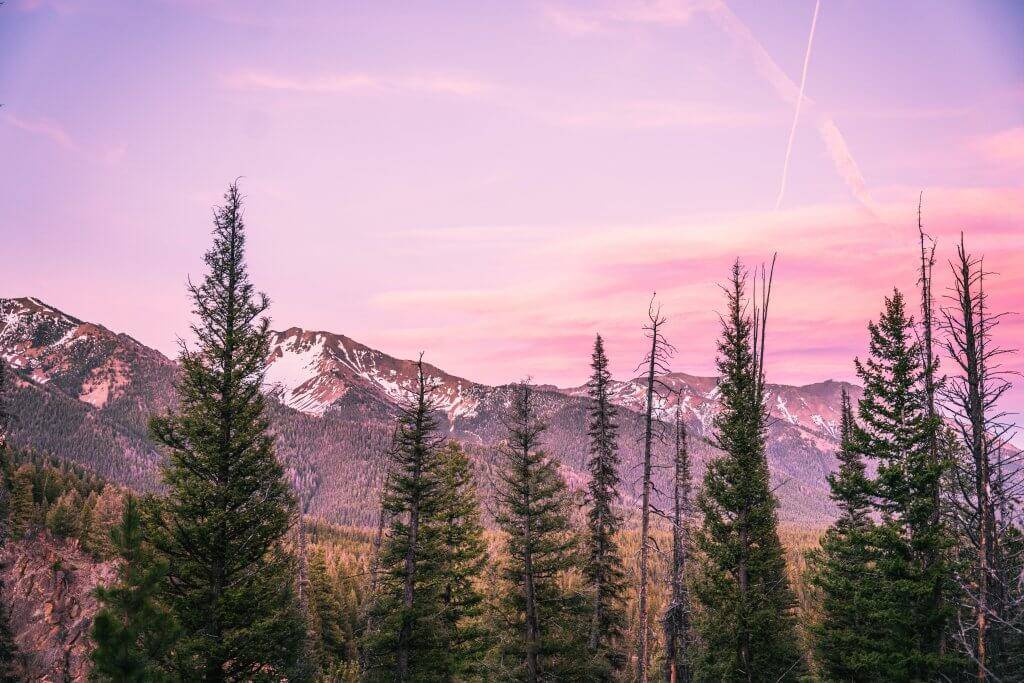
[{"left": 3, "top": 1, "right": 1023, "bottom": 426}]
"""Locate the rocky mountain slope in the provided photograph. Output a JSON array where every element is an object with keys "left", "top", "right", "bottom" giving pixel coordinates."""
[
  {"left": 0, "top": 532, "right": 115, "bottom": 682},
  {"left": 1, "top": 296, "right": 856, "bottom": 524}
]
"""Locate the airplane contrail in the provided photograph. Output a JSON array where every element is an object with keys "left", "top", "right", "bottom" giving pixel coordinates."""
[
  {"left": 707, "top": 0, "right": 880, "bottom": 216},
  {"left": 775, "top": 0, "right": 820, "bottom": 210}
]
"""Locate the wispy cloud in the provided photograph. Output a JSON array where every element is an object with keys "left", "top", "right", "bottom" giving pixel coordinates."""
[
  {"left": 542, "top": 0, "right": 711, "bottom": 34},
  {"left": 371, "top": 187, "right": 1024, "bottom": 387},
  {"left": 543, "top": 98, "right": 778, "bottom": 129},
  {"left": 226, "top": 70, "right": 495, "bottom": 97},
  {"left": 973, "top": 126, "right": 1024, "bottom": 167},
  {"left": 3, "top": 112, "right": 78, "bottom": 151},
  {"left": 228, "top": 68, "right": 775, "bottom": 130}
]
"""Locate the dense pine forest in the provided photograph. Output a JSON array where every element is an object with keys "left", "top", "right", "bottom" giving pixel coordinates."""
[{"left": 1, "top": 184, "right": 1022, "bottom": 681}]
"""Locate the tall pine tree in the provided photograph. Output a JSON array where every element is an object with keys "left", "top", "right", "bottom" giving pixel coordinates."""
[
  {"left": 91, "top": 495, "right": 179, "bottom": 682},
  {"left": 362, "top": 355, "right": 448, "bottom": 682},
  {"left": 493, "top": 380, "right": 590, "bottom": 682},
  {"left": 436, "top": 440, "right": 489, "bottom": 680},
  {"left": 852, "top": 289, "right": 953, "bottom": 679},
  {"left": 807, "top": 389, "right": 883, "bottom": 680},
  {"left": 692, "top": 260, "right": 804, "bottom": 682},
  {"left": 583, "top": 334, "right": 627, "bottom": 678},
  {"left": 148, "top": 183, "right": 305, "bottom": 681}
]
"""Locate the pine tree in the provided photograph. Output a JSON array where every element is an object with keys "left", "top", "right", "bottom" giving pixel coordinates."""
[
  {"left": 307, "top": 549, "right": 358, "bottom": 680},
  {"left": 148, "top": 183, "right": 305, "bottom": 681},
  {"left": 91, "top": 496, "right": 179, "bottom": 682},
  {"left": 663, "top": 396, "right": 692, "bottom": 683},
  {"left": 86, "top": 486, "right": 124, "bottom": 559},
  {"left": 493, "top": 380, "right": 590, "bottom": 682},
  {"left": 0, "top": 364, "right": 20, "bottom": 683},
  {"left": 807, "top": 389, "right": 883, "bottom": 680},
  {"left": 583, "top": 334, "right": 627, "bottom": 678},
  {"left": 692, "top": 260, "right": 804, "bottom": 682},
  {"left": 362, "top": 355, "right": 448, "bottom": 682},
  {"left": 435, "top": 440, "right": 489, "bottom": 680},
  {"left": 853, "top": 289, "right": 953, "bottom": 679},
  {"left": 9, "top": 465, "right": 35, "bottom": 540},
  {"left": 44, "top": 488, "right": 82, "bottom": 538}
]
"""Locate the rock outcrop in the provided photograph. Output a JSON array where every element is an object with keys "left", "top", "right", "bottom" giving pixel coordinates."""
[{"left": 0, "top": 533, "right": 113, "bottom": 682}]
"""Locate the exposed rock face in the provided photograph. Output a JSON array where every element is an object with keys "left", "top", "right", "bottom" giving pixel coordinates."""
[{"left": 0, "top": 533, "right": 113, "bottom": 682}]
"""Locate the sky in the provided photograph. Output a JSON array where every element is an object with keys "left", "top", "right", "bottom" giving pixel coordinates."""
[{"left": 2, "top": 0, "right": 1023, "bottom": 424}]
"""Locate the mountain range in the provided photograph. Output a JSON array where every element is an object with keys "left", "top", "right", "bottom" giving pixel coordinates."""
[{"left": 0, "top": 296, "right": 856, "bottom": 525}]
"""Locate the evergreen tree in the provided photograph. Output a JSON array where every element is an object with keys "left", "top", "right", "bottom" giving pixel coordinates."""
[
  {"left": 0, "top": 593, "right": 16, "bottom": 683},
  {"left": 436, "top": 440, "right": 489, "bottom": 680},
  {"left": 852, "top": 289, "right": 954, "bottom": 679},
  {"left": 9, "top": 465, "right": 35, "bottom": 540},
  {"left": 45, "top": 488, "right": 82, "bottom": 538},
  {"left": 492, "top": 381, "right": 590, "bottom": 682},
  {"left": 0, "top": 364, "right": 20, "bottom": 683},
  {"left": 362, "top": 356, "right": 448, "bottom": 682},
  {"left": 91, "top": 496, "right": 179, "bottom": 682},
  {"left": 148, "top": 183, "right": 305, "bottom": 681},
  {"left": 583, "top": 334, "right": 627, "bottom": 678},
  {"left": 86, "top": 486, "right": 124, "bottom": 559},
  {"left": 692, "top": 261, "right": 804, "bottom": 682},
  {"left": 307, "top": 549, "right": 358, "bottom": 680},
  {"left": 807, "top": 389, "right": 883, "bottom": 680}
]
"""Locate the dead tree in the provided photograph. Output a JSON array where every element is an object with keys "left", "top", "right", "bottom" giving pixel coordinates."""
[
  {"left": 636, "top": 294, "right": 674, "bottom": 683},
  {"left": 662, "top": 390, "right": 692, "bottom": 683},
  {"left": 941, "top": 234, "right": 1021, "bottom": 681},
  {"left": 916, "top": 197, "right": 949, "bottom": 660}
]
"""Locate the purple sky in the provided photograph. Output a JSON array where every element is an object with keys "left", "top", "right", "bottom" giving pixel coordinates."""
[{"left": 3, "top": 0, "right": 1023, "bottom": 426}]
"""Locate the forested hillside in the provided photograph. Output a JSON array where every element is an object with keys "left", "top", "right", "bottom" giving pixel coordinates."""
[{"left": 1, "top": 296, "right": 852, "bottom": 525}]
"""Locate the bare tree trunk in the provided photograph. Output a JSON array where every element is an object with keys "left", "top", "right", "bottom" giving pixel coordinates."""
[
  {"left": 638, "top": 297, "right": 672, "bottom": 683},
  {"left": 744, "top": 256, "right": 775, "bottom": 683},
  {"left": 523, "top": 509, "right": 540, "bottom": 683},
  {"left": 917, "top": 198, "right": 946, "bottom": 658},
  {"left": 638, "top": 336, "right": 655, "bottom": 683},
  {"left": 664, "top": 397, "right": 691, "bottom": 683},
  {"left": 940, "top": 235, "right": 1020, "bottom": 679}
]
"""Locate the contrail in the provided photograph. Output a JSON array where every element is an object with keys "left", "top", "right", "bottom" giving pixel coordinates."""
[
  {"left": 775, "top": 0, "right": 820, "bottom": 210},
  {"left": 707, "top": 0, "right": 880, "bottom": 216}
]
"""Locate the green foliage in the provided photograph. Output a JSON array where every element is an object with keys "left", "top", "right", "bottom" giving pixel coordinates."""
[
  {"left": 435, "top": 441, "right": 489, "bottom": 678},
  {"left": 848, "top": 289, "right": 955, "bottom": 679},
  {"left": 9, "top": 465, "right": 36, "bottom": 539},
  {"left": 307, "top": 547, "right": 359, "bottom": 681},
  {"left": 147, "top": 183, "right": 305, "bottom": 681},
  {"left": 90, "top": 496, "right": 179, "bottom": 682},
  {"left": 45, "top": 489, "right": 82, "bottom": 537},
  {"left": 692, "top": 262, "right": 805, "bottom": 682},
  {"left": 806, "top": 390, "right": 884, "bottom": 680},
  {"left": 491, "top": 381, "right": 591, "bottom": 681},
  {"left": 362, "top": 358, "right": 451, "bottom": 682},
  {"left": 583, "top": 334, "right": 627, "bottom": 678}
]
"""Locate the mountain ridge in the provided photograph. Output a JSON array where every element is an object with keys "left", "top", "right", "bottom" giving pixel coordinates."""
[{"left": 0, "top": 295, "right": 854, "bottom": 524}]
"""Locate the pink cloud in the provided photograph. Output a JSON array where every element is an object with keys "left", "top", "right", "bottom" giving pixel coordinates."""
[
  {"left": 369, "top": 188, "right": 1024, "bottom": 396},
  {"left": 973, "top": 127, "right": 1024, "bottom": 167}
]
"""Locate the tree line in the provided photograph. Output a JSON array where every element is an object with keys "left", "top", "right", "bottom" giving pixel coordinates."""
[{"left": 0, "top": 183, "right": 1019, "bottom": 681}]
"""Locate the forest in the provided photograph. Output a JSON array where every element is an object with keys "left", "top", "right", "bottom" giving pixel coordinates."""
[{"left": 0, "top": 183, "right": 1021, "bottom": 682}]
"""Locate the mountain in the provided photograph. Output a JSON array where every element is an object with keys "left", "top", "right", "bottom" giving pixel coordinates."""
[{"left": 0, "top": 296, "right": 856, "bottom": 524}]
